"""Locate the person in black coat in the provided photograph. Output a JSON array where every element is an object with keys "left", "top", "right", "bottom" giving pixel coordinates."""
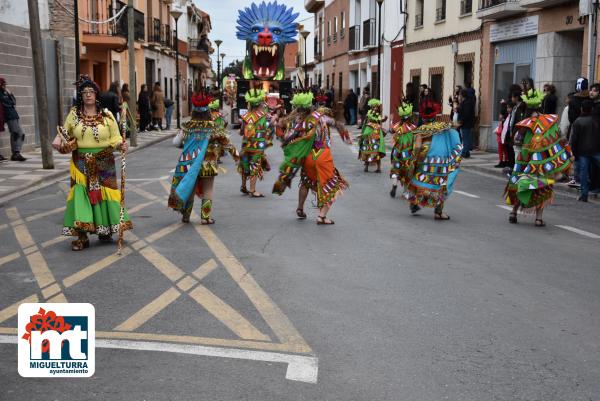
[
  {"left": 138, "top": 84, "right": 152, "bottom": 132},
  {"left": 541, "top": 84, "right": 558, "bottom": 114},
  {"left": 570, "top": 99, "right": 600, "bottom": 202},
  {"left": 98, "top": 81, "right": 121, "bottom": 119}
]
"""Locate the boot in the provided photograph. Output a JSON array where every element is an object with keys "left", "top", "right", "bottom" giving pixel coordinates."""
[{"left": 390, "top": 185, "right": 397, "bottom": 198}]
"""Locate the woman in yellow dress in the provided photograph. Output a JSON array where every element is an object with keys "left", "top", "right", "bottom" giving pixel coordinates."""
[{"left": 53, "top": 75, "right": 131, "bottom": 251}]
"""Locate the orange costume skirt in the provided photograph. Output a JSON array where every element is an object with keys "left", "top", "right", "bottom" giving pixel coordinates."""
[{"left": 300, "top": 147, "right": 348, "bottom": 208}]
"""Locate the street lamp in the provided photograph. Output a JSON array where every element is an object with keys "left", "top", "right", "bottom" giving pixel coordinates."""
[
  {"left": 300, "top": 30, "right": 310, "bottom": 88},
  {"left": 220, "top": 52, "right": 226, "bottom": 109},
  {"left": 170, "top": 6, "right": 183, "bottom": 129},
  {"left": 376, "top": 0, "right": 384, "bottom": 99},
  {"left": 214, "top": 39, "right": 222, "bottom": 92}
]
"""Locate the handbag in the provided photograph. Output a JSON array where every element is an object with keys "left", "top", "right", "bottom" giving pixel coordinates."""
[{"left": 172, "top": 129, "right": 184, "bottom": 148}]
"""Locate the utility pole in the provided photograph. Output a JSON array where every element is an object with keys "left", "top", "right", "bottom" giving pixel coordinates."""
[
  {"left": 27, "top": 0, "right": 54, "bottom": 169},
  {"left": 128, "top": 0, "right": 138, "bottom": 146},
  {"left": 74, "top": 0, "right": 80, "bottom": 77}
]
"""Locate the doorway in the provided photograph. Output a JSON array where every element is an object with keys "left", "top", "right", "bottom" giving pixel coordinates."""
[{"left": 145, "top": 58, "right": 156, "bottom": 90}]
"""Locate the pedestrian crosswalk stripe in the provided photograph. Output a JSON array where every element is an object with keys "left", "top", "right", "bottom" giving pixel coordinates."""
[{"left": 555, "top": 225, "right": 600, "bottom": 239}]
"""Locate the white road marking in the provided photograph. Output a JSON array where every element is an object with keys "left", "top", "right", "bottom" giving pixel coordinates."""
[
  {"left": 454, "top": 190, "right": 480, "bottom": 199},
  {"left": 0, "top": 335, "right": 318, "bottom": 383},
  {"left": 555, "top": 225, "right": 600, "bottom": 239}
]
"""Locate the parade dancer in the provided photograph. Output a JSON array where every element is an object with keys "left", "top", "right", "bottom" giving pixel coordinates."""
[
  {"left": 238, "top": 89, "right": 271, "bottom": 197},
  {"left": 273, "top": 91, "right": 352, "bottom": 225},
  {"left": 209, "top": 99, "right": 228, "bottom": 162},
  {"left": 53, "top": 75, "right": 131, "bottom": 251},
  {"left": 400, "top": 121, "right": 463, "bottom": 220},
  {"left": 168, "top": 92, "right": 239, "bottom": 224},
  {"left": 389, "top": 102, "right": 418, "bottom": 198},
  {"left": 504, "top": 89, "right": 573, "bottom": 226},
  {"left": 359, "top": 98, "right": 387, "bottom": 173}
]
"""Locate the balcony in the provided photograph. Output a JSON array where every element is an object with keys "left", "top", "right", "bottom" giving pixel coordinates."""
[
  {"left": 115, "top": 1, "right": 145, "bottom": 41},
  {"left": 81, "top": 0, "right": 127, "bottom": 49},
  {"left": 477, "top": 0, "right": 526, "bottom": 20},
  {"left": 333, "top": 31, "right": 337, "bottom": 42},
  {"left": 349, "top": 25, "right": 360, "bottom": 51},
  {"left": 147, "top": 17, "right": 161, "bottom": 44},
  {"left": 415, "top": 13, "right": 424, "bottom": 27},
  {"left": 304, "top": 0, "right": 324, "bottom": 13},
  {"left": 188, "top": 38, "right": 211, "bottom": 69},
  {"left": 362, "top": 18, "right": 376, "bottom": 48},
  {"left": 340, "top": 28, "right": 345, "bottom": 39},
  {"left": 460, "top": 0, "right": 473, "bottom": 15},
  {"left": 520, "top": 0, "right": 572, "bottom": 7}
]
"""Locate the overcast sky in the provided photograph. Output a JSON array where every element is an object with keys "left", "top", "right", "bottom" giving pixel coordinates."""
[{"left": 195, "top": 0, "right": 311, "bottom": 69}]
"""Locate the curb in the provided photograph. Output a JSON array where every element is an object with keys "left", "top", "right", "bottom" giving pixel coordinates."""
[{"left": 0, "top": 132, "right": 176, "bottom": 206}]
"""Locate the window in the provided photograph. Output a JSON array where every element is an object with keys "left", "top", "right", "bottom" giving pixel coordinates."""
[
  {"left": 332, "top": 73, "right": 335, "bottom": 90},
  {"left": 430, "top": 73, "right": 443, "bottom": 103},
  {"left": 341, "top": 12, "right": 346, "bottom": 29},
  {"left": 326, "top": 74, "right": 330, "bottom": 89},
  {"left": 339, "top": 72, "right": 343, "bottom": 100},
  {"left": 164, "top": 77, "right": 168, "bottom": 97},
  {"left": 460, "top": 0, "right": 473, "bottom": 15},
  {"left": 436, "top": 0, "right": 446, "bottom": 22},
  {"left": 415, "top": 0, "right": 424, "bottom": 27},
  {"left": 334, "top": 16, "right": 338, "bottom": 32},
  {"left": 328, "top": 20, "right": 331, "bottom": 35}
]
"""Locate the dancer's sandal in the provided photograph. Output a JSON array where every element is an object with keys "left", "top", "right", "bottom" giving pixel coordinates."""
[
  {"left": 434, "top": 213, "right": 450, "bottom": 221},
  {"left": 410, "top": 204, "right": 421, "bottom": 214},
  {"left": 374, "top": 169, "right": 382, "bottom": 173},
  {"left": 201, "top": 218, "right": 215, "bottom": 225},
  {"left": 316, "top": 215, "right": 335, "bottom": 225},
  {"left": 390, "top": 185, "right": 397, "bottom": 198},
  {"left": 98, "top": 234, "right": 113, "bottom": 243},
  {"left": 71, "top": 237, "right": 90, "bottom": 251},
  {"left": 534, "top": 219, "right": 546, "bottom": 227},
  {"left": 250, "top": 192, "right": 265, "bottom": 198},
  {"left": 296, "top": 208, "right": 307, "bottom": 219},
  {"left": 240, "top": 186, "right": 249, "bottom": 194},
  {"left": 509, "top": 212, "right": 518, "bottom": 224}
]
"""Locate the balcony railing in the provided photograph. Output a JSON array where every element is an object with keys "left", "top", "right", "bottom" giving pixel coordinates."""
[
  {"left": 163, "top": 24, "right": 171, "bottom": 47},
  {"left": 314, "top": 37, "right": 322, "bottom": 59},
  {"left": 115, "top": 1, "right": 145, "bottom": 41},
  {"left": 327, "top": 35, "right": 331, "bottom": 45},
  {"left": 340, "top": 28, "right": 345, "bottom": 39},
  {"left": 349, "top": 25, "right": 360, "bottom": 51},
  {"left": 83, "top": 0, "right": 126, "bottom": 37},
  {"left": 436, "top": 7, "right": 446, "bottom": 21},
  {"left": 415, "top": 13, "right": 423, "bottom": 27},
  {"left": 188, "top": 38, "right": 210, "bottom": 53},
  {"left": 333, "top": 31, "right": 337, "bottom": 42},
  {"left": 460, "top": 0, "right": 473, "bottom": 14},
  {"left": 362, "top": 18, "right": 376, "bottom": 47},
  {"left": 148, "top": 18, "right": 161, "bottom": 43},
  {"left": 479, "top": 0, "right": 516, "bottom": 9}
]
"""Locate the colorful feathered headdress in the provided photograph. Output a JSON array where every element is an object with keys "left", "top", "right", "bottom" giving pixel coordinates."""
[
  {"left": 521, "top": 89, "right": 545, "bottom": 109},
  {"left": 245, "top": 89, "right": 266, "bottom": 106},
  {"left": 191, "top": 92, "right": 214, "bottom": 112},
  {"left": 397, "top": 102, "right": 413, "bottom": 119},
  {"left": 208, "top": 99, "right": 220, "bottom": 110},
  {"left": 368, "top": 98, "right": 382, "bottom": 108},
  {"left": 290, "top": 92, "right": 314, "bottom": 109}
]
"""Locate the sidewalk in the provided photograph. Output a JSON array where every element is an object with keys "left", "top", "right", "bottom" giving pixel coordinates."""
[{"left": 0, "top": 128, "right": 177, "bottom": 204}]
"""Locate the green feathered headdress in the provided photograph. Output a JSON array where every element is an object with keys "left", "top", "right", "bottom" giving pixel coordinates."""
[
  {"left": 245, "top": 89, "right": 266, "bottom": 106},
  {"left": 367, "top": 109, "right": 382, "bottom": 122},
  {"left": 290, "top": 92, "right": 314, "bottom": 109},
  {"left": 368, "top": 98, "right": 382, "bottom": 108},
  {"left": 397, "top": 102, "right": 413, "bottom": 119},
  {"left": 208, "top": 99, "right": 220, "bottom": 110},
  {"left": 521, "top": 89, "right": 545, "bottom": 109}
]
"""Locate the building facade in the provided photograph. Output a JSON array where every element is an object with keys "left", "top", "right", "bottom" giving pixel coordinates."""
[
  {"left": 403, "top": 0, "right": 482, "bottom": 124},
  {"left": 477, "top": 0, "right": 591, "bottom": 150}
]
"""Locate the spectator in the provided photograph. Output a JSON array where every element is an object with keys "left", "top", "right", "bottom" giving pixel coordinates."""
[
  {"left": 120, "top": 92, "right": 135, "bottom": 139},
  {"left": 559, "top": 92, "right": 573, "bottom": 139},
  {"left": 521, "top": 77, "right": 535, "bottom": 93},
  {"left": 358, "top": 86, "right": 371, "bottom": 127},
  {"left": 418, "top": 87, "right": 441, "bottom": 123},
  {"left": 541, "top": 84, "right": 558, "bottom": 114},
  {"left": 507, "top": 89, "right": 526, "bottom": 168},
  {"left": 164, "top": 96, "right": 175, "bottom": 130},
  {"left": 404, "top": 82, "right": 419, "bottom": 111},
  {"left": 449, "top": 85, "right": 462, "bottom": 112},
  {"left": 567, "top": 79, "right": 590, "bottom": 186},
  {"left": 0, "top": 77, "right": 27, "bottom": 161},
  {"left": 344, "top": 89, "right": 358, "bottom": 126},
  {"left": 570, "top": 100, "right": 600, "bottom": 202},
  {"left": 121, "top": 83, "right": 130, "bottom": 101},
  {"left": 495, "top": 107, "right": 510, "bottom": 168},
  {"left": 99, "top": 81, "right": 121, "bottom": 120},
  {"left": 151, "top": 82, "right": 165, "bottom": 130},
  {"left": 457, "top": 89, "right": 475, "bottom": 158},
  {"left": 138, "top": 84, "right": 151, "bottom": 132},
  {"left": 465, "top": 81, "right": 476, "bottom": 101}
]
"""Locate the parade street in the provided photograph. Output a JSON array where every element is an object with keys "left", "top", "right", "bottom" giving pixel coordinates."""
[{"left": 0, "top": 129, "right": 599, "bottom": 401}]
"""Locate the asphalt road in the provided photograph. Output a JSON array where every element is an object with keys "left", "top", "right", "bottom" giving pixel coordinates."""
[{"left": 1, "top": 127, "right": 599, "bottom": 401}]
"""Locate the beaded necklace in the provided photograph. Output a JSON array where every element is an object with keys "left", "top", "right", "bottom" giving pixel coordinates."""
[{"left": 74, "top": 108, "right": 106, "bottom": 142}]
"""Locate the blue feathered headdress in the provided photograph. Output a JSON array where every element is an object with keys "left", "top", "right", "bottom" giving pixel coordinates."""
[{"left": 236, "top": 1, "right": 299, "bottom": 44}]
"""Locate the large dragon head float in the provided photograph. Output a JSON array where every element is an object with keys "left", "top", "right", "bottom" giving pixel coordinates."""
[{"left": 236, "top": 1, "right": 299, "bottom": 81}]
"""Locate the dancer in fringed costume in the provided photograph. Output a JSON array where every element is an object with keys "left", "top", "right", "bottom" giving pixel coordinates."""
[
  {"left": 400, "top": 120, "right": 463, "bottom": 220},
  {"left": 53, "top": 75, "right": 131, "bottom": 251},
  {"left": 266, "top": 95, "right": 286, "bottom": 142},
  {"left": 389, "top": 102, "right": 418, "bottom": 198},
  {"left": 168, "top": 91, "right": 240, "bottom": 224},
  {"left": 359, "top": 98, "right": 388, "bottom": 173},
  {"left": 273, "top": 92, "right": 352, "bottom": 225},
  {"left": 238, "top": 89, "right": 272, "bottom": 197},
  {"left": 504, "top": 89, "right": 573, "bottom": 226}
]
